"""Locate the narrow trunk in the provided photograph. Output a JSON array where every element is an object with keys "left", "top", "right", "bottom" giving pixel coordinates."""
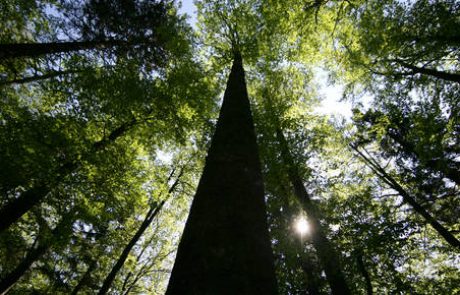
[
  {"left": 277, "top": 129, "right": 351, "bottom": 295},
  {"left": 0, "top": 70, "right": 81, "bottom": 86},
  {"left": 0, "top": 118, "right": 138, "bottom": 233},
  {"left": 398, "top": 61, "right": 460, "bottom": 83},
  {"left": 0, "top": 40, "right": 128, "bottom": 61},
  {"left": 351, "top": 145, "right": 460, "bottom": 250},
  {"left": 385, "top": 259, "right": 416, "bottom": 293},
  {"left": 387, "top": 131, "right": 460, "bottom": 186},
  {"left": 165, "top": 53, "right": 278, "bottom": 295},
  {"left": 356, "top": 250, "right": 373, "bottom": 295},
  {"left": 71, "top": 260, "right": 97, "bottom": 295},
  {"left": 300, "top": 258, "right": 321, "bottom": 295},
  {"left": 0, "top": 213, "right": 73, "bottom": 294},
  {"left": 0, "top": 243, "right": 49, "bottom": 295},
  {"left": 97, "top": 202, "right": 164, "bottom": 295},
  {"left": 0, "top": 165, "right": 76, "bottom": 233}
]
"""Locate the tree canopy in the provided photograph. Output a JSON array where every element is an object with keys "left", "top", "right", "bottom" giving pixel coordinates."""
[{"left": 1, "top": 0, "right": 459, "bottom": 294}]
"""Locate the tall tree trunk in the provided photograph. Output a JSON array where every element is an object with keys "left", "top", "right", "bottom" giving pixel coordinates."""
[
  {"left": 276, "top": 129, "right": 351, "bottom": 295},
  {"left": 0, "top": 118, "right": 138, "bottom": 233},
  {"left": 97, "top": 201, "right": 165, "bottom": 295},
  {"left": 351, "top": 145, "right": 460, "bottom": 250},
  {"left": 165, "top": 53, "right": 278, "bottom": 295},
  {"left": 0, "top": 40, "right": 128, "bottom": 61}
]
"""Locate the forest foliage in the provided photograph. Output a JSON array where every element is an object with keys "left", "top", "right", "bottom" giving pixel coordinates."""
[{"left": 0, "top": 0, "right": 459, "bottom": 294}]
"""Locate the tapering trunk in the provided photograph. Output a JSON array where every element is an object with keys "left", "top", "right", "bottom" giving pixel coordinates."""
[
  {"left": 0, "top": 118, "right": 138, "bottom": 233},
  {"left": 97, "top": 202, "right": 164, "bottom": 295},
  {"left": 351, "top": 145, "right": 460, "bottom": 250},
  {"left": 0, "top": 40, "right": 128, "bottom": 61},
  {"left": 276, "top": 129, "right": 351, "bottom": 295},
  {"left": 165, "top": 53, "right": 278, "bottom": 295}
]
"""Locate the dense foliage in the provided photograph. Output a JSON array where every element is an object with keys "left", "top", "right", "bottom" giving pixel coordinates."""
[{"left": 1, "top": 0, "right": 458, "bottom": 294}]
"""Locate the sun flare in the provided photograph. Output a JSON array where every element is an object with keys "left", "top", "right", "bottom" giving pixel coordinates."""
[{"left": 295, "top": 217, "right": 310, "bottom": 235}]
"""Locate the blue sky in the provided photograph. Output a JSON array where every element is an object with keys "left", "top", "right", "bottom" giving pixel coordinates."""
[{"left": 178, "top": 1, "right": 198, "bottom": 27}]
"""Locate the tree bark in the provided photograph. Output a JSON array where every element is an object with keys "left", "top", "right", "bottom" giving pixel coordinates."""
[
  {"left": 165, "top": 53, "right": 278, "bottom": 295},
  {"left": 351, "top": 145, "right": 460, "bottom": 250},
  {"left": 97, "top": 201, "right": 165, "bottom": 295},
  {"left": 276, "top": 129, "right": 351, "bottom": 295},
  {"left": 0, "top": 40, "right": 129, "bottom": 61},
  {"left": 0, "top": 118, "right": 138, "bottom": 233}
]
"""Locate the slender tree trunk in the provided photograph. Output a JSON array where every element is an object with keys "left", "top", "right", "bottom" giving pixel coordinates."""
[
  {"left": 0, "top": 118, "right": 138, "bottom": 233},
  {"left": 387, "top": 131, "right": 460, "bottom": 186},
  {"left": 300, "top": 258, "right": 321, "bottom": 295},
  {"left": 0, "top": 184, "right": 49, "bottom": 233},
  {"left": 398, "top": 61, "right": 460, "bottom": 83},
  {"left": 411, "top": 34, "right": 460, "bottom": 47},
  {"left": 276, "top": 129, "right": 351, "bottom": 295},
  {"left": 0, "top": 70, "right": 81, "bottom": 86},
  {"left": 165, "top": 53, "right": 278, "bottom": 295},
  {"left": 0, "top": 213, "right": 74, "bottom": 294},
  {"left": 82, "top": 169, "right": 179, "bottom": 295},
  {"left": 355, "top": 250, "right": 373, "bottom": 295},
  {"left": 351, "top": 145, "right": 460, "bottom": 250},
  {"left": 0, "top": 40, "right": 128, "bottom": 61},
  {"left": 0, "top": 243, "right": 49, "bottom": 295},
  {"left": 71, "top": 260, "right": 97, "bottom": 295},
  {"left": 97, "top": 201, "right": 165, "bottom": 295},
  {"left": 385, "top": 258, "right": 417, "bottom": 294}
]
